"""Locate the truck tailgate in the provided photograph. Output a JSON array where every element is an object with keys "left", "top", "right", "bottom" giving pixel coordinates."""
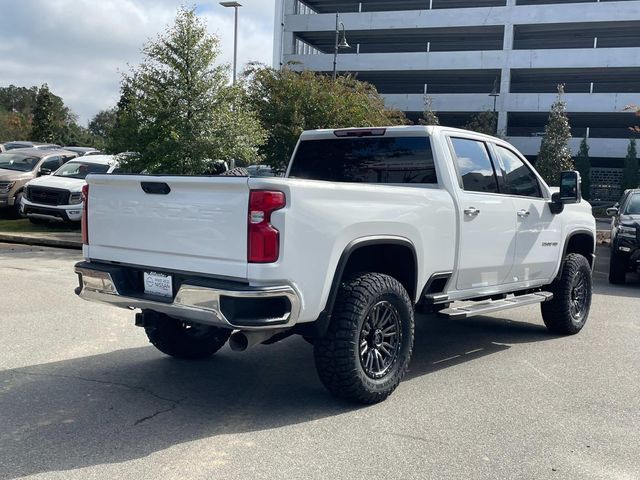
[{"left": 85, "top": 175, "right": 250, "bottom": 279}]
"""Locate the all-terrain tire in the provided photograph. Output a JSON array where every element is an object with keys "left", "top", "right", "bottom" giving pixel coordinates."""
[
  {"left": 541, "top": 253, "right": 592, "bottom": 335},
  {"left": 144, "top": 312, "right": 231, "bottom": 359},
  {"left": 314, "top": 273, "right": 414, "bottom": 404},
  {"left": 608, "top": 250, "right": 627, "bottom": 285},
  {"left": 220, "top": 167, "right": 249, "bottom": 177}
]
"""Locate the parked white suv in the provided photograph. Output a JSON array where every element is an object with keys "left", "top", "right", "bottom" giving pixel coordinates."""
[
  {"left": 74, "top": 126, "right": 596, "bottom": 403},
  {"left": 21, "top": 155, "right": 118, "bottom": 223}
]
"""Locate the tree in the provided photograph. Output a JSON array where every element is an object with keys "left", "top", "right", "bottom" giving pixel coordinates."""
[
  {"left": 575, "top": 136, "right": 591, "bottom": 200},
  {"left": 89, "top": 108, "right": 117, "bottom": 139},
  {"left": 0, "top": 109, "right": 31, "bottom": 141},
  {"left": 622, "top": 138, "right": 638, "bottom": 192},
  {"left": 0, "top": 85, "right": 38, "bottom": 117},
  {"left": 31, "top": 84, "right": 57, "bottom": 143},
  {"left": 245, "top": 64, "right": 407, "bottom": 172},
  {"left": 463, "top": 110, "right": 497, "bottom": 136},
  {"left": 419, "top": 95, "right": 440, "bottom": 126},
  {"left": 107, "top": 6, "right": 265, "bottom": 174},
  {"left": 535, "top": 84, "right": 573, "bottom": 186}
]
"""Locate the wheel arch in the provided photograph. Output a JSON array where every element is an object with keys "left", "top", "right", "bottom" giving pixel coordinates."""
[
  {"left": 559, "top": 229, "right": 596, "bottom": 277},
  {"left": 299, "top": 237, "right": 418, "bottom": 338}
]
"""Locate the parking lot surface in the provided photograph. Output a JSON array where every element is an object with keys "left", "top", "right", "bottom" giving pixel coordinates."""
[{"left": 0, "top": 243, "right": 638, "bottom": 480}]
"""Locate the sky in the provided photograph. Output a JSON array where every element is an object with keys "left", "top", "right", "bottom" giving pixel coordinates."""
[{"left": 0, "top": 0, "right": 277, "bottom": 125}]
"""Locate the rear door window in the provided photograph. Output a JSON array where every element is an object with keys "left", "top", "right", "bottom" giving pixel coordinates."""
[
  {"left": 450, "top": 137, "right": 499, "bottom": 193},
  {"left": 289, "top": 136, "right": 437, "bottom": 184}
]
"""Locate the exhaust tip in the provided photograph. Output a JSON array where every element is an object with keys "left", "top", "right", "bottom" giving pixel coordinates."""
[{"left": 229, "top": 332, "right": 249, "bottom": 352}]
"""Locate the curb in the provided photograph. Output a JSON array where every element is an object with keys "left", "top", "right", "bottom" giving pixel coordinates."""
[{"left": 0, "top": 233, "right": 82, "bottom": 250}]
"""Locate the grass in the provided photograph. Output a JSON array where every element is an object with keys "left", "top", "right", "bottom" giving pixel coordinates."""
[{"left": 0, "top": 217, "right": 79, "bottom": 234}]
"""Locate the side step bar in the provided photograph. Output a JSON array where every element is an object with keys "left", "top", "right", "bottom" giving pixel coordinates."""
[{"left": 438, "top": 292, "right": 553, "bottom": 320}]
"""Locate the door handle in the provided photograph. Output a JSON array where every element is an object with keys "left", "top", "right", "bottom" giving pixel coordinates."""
[
  {"left": 517, "top": 209, "right": 530, "bottom": 218},
  {"left": 464, "top": 207, "right": 481, "bottom": 217}
]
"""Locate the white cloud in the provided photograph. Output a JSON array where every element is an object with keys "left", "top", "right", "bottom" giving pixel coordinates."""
[{"left": 0, "top": 0, "right": 276, "bottom": 126}]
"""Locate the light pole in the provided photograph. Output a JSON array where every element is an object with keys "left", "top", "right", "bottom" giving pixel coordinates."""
[
  {"left": 220, "top": 1, "right": 242, "bottom": 84},
  {"left": 332, "top": 13, "right": 350, "bottom": 81},
  {"left": 489, "top": 77, "right": 500, "bottom": 134}
]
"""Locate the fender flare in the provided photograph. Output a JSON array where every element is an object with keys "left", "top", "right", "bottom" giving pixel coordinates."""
[
  {"left": 555, "top": 229, "right": 596, "bottom": 279},
  {"left": 296, "top": 236, "right": 418, "bottom": 338}
]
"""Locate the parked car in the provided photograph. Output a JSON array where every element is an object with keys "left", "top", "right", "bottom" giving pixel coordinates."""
[
  {"left": 21, "top": 155, "right": 118, "bottom": 224},
  {"left": 607, "top": 189, "right": 640, "bottom": 284},
  {"left": 3, "top": 141, "right": 62, "bottom": 151},
  {"left": 74, "top": 126, "right": 595, "bottom": 404},
  {"left": 0, "top": 149, "right": 78, "bottom": 216},
  {"left": 63, "top": 146, "right": 101, "bottom": 157}
]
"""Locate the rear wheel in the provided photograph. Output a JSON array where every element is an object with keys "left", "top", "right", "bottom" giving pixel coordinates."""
[
  {"left": 144, "top": 312, "right": 231, "bottom": 359},
  {"left": 609, "top": 250, "right": 627, "bottom": 285},
  {"left": 314, "top": 273, "right": 414, "bottom": 404},
  {"left": 541, "top": 254, "right": 592, "bottom": 335}
]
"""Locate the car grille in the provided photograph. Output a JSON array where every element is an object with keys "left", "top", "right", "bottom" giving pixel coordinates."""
[
  {"left": 26, "top": 186, "right": 71, "bottom": 206},
  {"left": 0, "top": 181, "right": 12, "bottom": 193}
]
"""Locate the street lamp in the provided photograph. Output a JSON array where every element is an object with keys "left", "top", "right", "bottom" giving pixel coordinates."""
[
  {"left": 489, "top": 77, "right": 500, "bottom": 134},
  {"left": 220, "top": 1, "right": 242, "bottom": 84},
  {"left": 332, "top": 13, "right": 350, "bottom": 81},
  {"left": 489, "top": 77, "right": 500, "bottom": 113}
]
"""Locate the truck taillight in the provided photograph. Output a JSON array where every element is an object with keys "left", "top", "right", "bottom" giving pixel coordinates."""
[
  {"left": 248, "top": 190, "right": 286, "bottom": 263},
  {"left": 81, "top": 184, "right": 89, "bottom": 245}
]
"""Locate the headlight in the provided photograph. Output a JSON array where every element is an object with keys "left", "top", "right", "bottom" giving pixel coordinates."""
[
  {"left": 0, "top": 181, "right": 15, "bottom": 194},
  {"left": 69, "top": 192, "right": 83, "bottom": 205},
  {"left": 619, "top": 225, "right": 636, "bottom": 237}
]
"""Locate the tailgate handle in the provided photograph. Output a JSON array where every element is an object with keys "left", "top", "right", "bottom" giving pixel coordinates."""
[{"left": 141, "top": 182, "right": 171, "bottom": 195}]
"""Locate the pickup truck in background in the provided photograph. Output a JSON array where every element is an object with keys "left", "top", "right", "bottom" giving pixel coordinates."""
[
  {"left": 74, "top": 126, "right": 596, "bottom": 404},
  {"left": 21, "top": 155, "right": 119, "bottom": 224}
]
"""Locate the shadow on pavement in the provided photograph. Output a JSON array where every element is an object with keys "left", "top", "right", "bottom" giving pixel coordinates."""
[{"left": 0, "top": 313, "right": 559, "bottom": 479}]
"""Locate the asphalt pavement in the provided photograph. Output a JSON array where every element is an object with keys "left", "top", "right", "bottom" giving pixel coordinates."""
[{"left": 0, "top": 243, "right": 638, "bottom": 480}]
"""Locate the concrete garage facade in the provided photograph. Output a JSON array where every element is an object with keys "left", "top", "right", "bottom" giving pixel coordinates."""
[{"left": 273, "top": 0, "right": 640, "bottom": 199}]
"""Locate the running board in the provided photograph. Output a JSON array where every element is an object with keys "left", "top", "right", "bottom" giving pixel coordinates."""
[{"left": 438, "top": 292, "right": 554, "bottom": 319}]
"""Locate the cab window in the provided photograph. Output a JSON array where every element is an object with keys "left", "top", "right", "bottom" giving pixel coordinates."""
[
  {"left": 493, "top": 145, "right": 542, "bottom": 198},
  {"left": 450, "top": 137, "right": 499, "bottom": 193}
]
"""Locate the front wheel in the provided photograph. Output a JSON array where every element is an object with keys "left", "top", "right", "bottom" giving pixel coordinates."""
[
  {"left": 541, "top": 254, "right": 592, "bottom": 335},
  {"left": 314, "top": 273, "right": 415, "bottom": 404},
  {"left": 144, "top": 312, "right": 231, "bottom": 359}
]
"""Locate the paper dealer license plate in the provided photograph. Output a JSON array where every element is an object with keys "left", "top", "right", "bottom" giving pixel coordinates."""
[{"left": 144, "top": 271, "right": 173, "bottom": 298}]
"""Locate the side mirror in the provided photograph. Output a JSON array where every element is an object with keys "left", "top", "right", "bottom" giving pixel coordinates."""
[
  {"left": 39, "top": 168, "right": 52, "bottom": 176},
  {"left": 549, "top": 170, "right": 582, "bottom": 214},
  {"left": 605, "top": 207, "right": 619, "bottom": 217},
  {"left": 559, "top": 170, "right": 582, "bottom": 204}
]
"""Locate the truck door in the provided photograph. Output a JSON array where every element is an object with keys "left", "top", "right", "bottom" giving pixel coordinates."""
[
  {"left": 449, "top": 137, "right": 516, "bottom": 290},
  {"left": 490, "top": 144, "right": 562, "bottom": 283}
]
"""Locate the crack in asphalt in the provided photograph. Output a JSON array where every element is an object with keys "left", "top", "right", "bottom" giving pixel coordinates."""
[{"left": 13, "top": 370, "right": 185, "bottom": 425}]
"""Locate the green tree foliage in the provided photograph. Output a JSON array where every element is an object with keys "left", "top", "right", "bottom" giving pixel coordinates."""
[
  {"left": 0, "top": 85, "right": 38, "bottom": 117},
  {"left": 419, "top": 96, "right": 440, "bottom": 126},
  {"left": 245, "top": 64, "right": 407, "bottom": 172},
  {"left": 89, "top": 108, "right": 117, "bottom": 139},
  {"left": 463, "top": 110, "right": 497, "bottom": 136},
  {"left": 575, "top": 136, "right": 591, "bottom": 200},
  {"left": 31, "top": 84, "right": 57, "bottom": 143},
  {"left": 535, "top": 85, "right": 574, "bottom": 186},
  {"left": 622, "top": 138, "right": 638, "bottom": 192},
  {"left": 108, "top": 7, "right": 265, "bottom": 174},
  {"left": 0, "top": 109, "right": 31, "bottom": 141}
]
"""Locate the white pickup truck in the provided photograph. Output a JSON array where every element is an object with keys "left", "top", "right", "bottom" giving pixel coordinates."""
[{"left": 75, "top": 126, "right": 596, "bottom": 404}]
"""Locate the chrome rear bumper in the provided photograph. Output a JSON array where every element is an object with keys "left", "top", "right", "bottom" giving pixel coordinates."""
[{"left": 75, "top": 263, "right": 300, "bottom": 330}]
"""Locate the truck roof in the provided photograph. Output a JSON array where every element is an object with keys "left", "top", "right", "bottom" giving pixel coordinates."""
[{"left": 299, "top": 125, "right": 504, "bottom": 143}]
